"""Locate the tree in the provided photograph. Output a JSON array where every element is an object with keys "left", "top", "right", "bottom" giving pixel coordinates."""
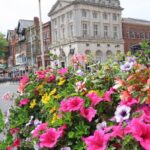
[{"left": 0, "top": 32, "right": 8, "bottom": 58}]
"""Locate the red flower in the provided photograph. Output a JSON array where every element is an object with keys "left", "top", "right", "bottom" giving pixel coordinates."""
[
  {"left": 12, "top": 138, "right": 21, "bottom": 148},
  {"left": 6, "top": 146, "right": 12, "bottom": 150},
  {"left": 10, "top": 128, "right": 19, "bottom": 135}
]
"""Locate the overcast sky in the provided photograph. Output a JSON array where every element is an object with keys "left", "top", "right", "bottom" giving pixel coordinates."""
[{"left": 0, "top": 0, "right": 150, "bottom": 35}]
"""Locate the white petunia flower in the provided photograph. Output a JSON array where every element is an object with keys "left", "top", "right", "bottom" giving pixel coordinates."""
[{"left": 115, "top": 105, "right": 131, "bottom": 123}]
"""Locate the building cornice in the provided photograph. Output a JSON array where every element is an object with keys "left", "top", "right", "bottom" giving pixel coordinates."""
[{"left": 49, "top": 0, "right": 123, "bottom": 17}]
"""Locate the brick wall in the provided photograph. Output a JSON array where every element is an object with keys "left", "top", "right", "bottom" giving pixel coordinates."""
[{"left": 122, "top": 22, "right": 150, "bottom": 53}]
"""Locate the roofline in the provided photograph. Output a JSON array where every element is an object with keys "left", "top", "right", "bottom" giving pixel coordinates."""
[
  {"left": 48, "top": 1, "right": 123, "bottom": 17},
  {"left": 122, "top": 17, "right": 150, "bottom": 25}
]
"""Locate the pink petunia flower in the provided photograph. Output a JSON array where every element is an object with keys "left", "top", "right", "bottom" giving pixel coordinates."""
[
  {"left": 126, "top": 119, "right": 150, "bottom": 150},
  {"left": 59, "top": 99, "right": 70, "bottom": 112},
  {"left": 67, "top": 97, "right": 84, "bottom": 112},
  {"left": 86, "top": 92, "right": 103, "bottom": 106},
  {"left": 57, "top": 68, "right": 68, "bottom": 76},
  {"left": 20, "top": 75, "right": 29, "bottom": 85},
  {"left": 40, "top": 128, "right": 61, "bottom": 148},
  {"left": 47, "top": 75, "right": 56, "bottom": 83},
  {"left": 141, "top": 106, "right": 150, "bottom": 123},
  {"left": 19, "top": 98, "right": 30, "bottom": 106},
  {"left": 32, "top": 123, "right": 48, "bottom": 138},
  {"left": 83, "top": 130, "right": 109, "bottom": 150},
  {"left": 103, "top": 88, "right": 115, "bottom": 102},
  {"left": 57, "top": 124, "right": 67, "bottom": 137},
  {"left": 80, "top": 107, "right": 97, "bottom": 122},
  {"left": 110, "top": 125, "right": 125, "bottom": 139},
  {"left": 35, "top": 70, "right": 46, "bottom": 79},
  {"left": 120, "top": 97, "right": 138, "bottom": 107},
  {"left": 60, "top": 97, "right": 84, "bottom": 112}
]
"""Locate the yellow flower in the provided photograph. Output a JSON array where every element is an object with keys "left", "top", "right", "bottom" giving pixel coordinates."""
[
  {"left": 88, "top": 90, "right": 99, "bottom": 94},
  {"left": 58, "top": 78, "right": 66, "bottom": 86},
  {"left": 50, "top": 106, "right": 56, "bottom": 113},
  {"left": 36, "top": 85, "right": 43, "bottom": 91},
  {"left": 51, "top": 113, "right": 59, "bottom": 124},
  {"left": 42, "top": 93, "right": 50, "bottom": 104},
  {"left": 49, "top": 88, "right": 57, "bottom": 96},
  {"left": 29, "top": 99, "right": 36, "bottom": 108},
  {"left": 54, "top": 95, "right": 61, "bottom": 99}
]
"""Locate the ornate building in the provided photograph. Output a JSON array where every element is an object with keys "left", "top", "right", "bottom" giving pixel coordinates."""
[{"left": 48, "top": 0, "right": 124, "bottom": 67}]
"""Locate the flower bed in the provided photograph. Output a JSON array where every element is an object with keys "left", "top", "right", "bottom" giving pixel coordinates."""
[{"left": 0, "top": 53, "right": 150, "bottom": 150}]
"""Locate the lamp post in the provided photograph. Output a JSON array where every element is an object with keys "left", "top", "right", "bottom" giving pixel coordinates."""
[
  {"left": 38, "top": 0, "right": 45, "bottom": 69},
  {"left": 29, "top": 26, "right": 34, "bottom": 66}
]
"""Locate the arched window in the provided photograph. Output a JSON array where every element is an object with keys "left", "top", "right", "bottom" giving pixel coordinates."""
[
  {"left": 106, "top": 50, "right": 113, "bottom": 58},
  {"left": 85, "top": 50, "right": 91, "bottom": 55},
  {"left": 95, "top": 50, "right": 103, "bottom": 62},
  {"left": 59, "top": 50, "right": 66, "bottom": 67}
]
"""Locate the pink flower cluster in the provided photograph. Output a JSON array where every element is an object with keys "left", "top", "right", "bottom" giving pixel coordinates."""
[
  {"left": 19, "top": 98, "right": 30, "bottom": 106},
  {"left": 71, "top": 54, "right": 86, "bottom": 64},
  {"left": 2, "top": 92, "right": 12, "bottom": 101},
  {"left": 35, "top": 69, "right": 51, "bottom": 79},
  {"left": 60, "top": 96, "right": 97, "bottom": 122},
  {"left": 32, "top": 123, "right": 67, "bottom": 148},
  {"left": 57, "top": 68, "right": 68, "bottom": 76},
  {"left": 86, "top": 88, "right": 115, "bottom": 106},
  {"left": 18, "top": 75, "right": 29, "bottom": 94}
]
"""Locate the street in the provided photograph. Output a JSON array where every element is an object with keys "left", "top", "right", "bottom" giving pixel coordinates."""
[
  {"left": 0, "top": 82, "right": 18, "bottom": 141},
  {"left": 0, "top": 82, "right": 18, "bottom": 114}
]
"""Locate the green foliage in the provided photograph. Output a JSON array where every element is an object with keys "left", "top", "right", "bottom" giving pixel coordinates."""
[{"left": 0, "top": 109, "right": 5, "bottom": 133}]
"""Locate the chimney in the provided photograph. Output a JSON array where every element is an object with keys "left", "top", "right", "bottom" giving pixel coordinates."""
[{"left": 34, "top": 17, "right": 39, "bottom": 27}]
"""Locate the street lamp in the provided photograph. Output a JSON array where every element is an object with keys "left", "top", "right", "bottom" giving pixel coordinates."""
[{"left": 38, "top": 0, "right": 45, "bottom": 69}]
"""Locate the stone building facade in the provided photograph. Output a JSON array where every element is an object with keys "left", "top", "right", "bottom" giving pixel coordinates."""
[
  {"left": 122, "top": 18, "right": 150, "bottom": 53},
  {"left": 48, "top": 0, "right": 124, "bottom": 67}
]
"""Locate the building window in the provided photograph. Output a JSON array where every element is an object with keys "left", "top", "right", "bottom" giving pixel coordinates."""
[
  {"left": 113, "top": 26, "right": 118, "bottom": 39},
  {"left": 103, "top": 12, "right": 108, "bottom": 20},
  {"left": 82, "top": 23, "right": 88, "bottom": 37},
  {"left": 93, "top": 11, "right": 98, "bottom": 18},
  {"left": 106, "top": 50, "right": 113, "bottom": 58},
  {"left": 104, "top": 25, "right": 108, "bottom": 38},
  {"left": 140, "top": 33, "right": 145, "bottom": 39},
  {"left": 93, "top": 24, "right": 98, "bottom": 37},
  {"left": 113, "top": 14, "right": 117, "bottom": 21},
  {"left": 82, "top": 9, "right": 87, "bottom": 17},
  {"left": 54, "top": 19, "right": 57, "bottom": 25},
  {"left": 95, "top": 50, "right": 102, "bottom": 62},
  {"left": 54, "top": 30, "right": 57, "bottom": 41},
  {"left": 62, "top": 27, "right": 65, "bottom": 39},
  {"left": 61, "top": 14, "right": 65, "bottom": 23},
  {"left": 69, "top": 24, "right": 73, "bottom": 37},
  {"left": 67, "top": 11, "right": 72, "bottom": 20}
]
